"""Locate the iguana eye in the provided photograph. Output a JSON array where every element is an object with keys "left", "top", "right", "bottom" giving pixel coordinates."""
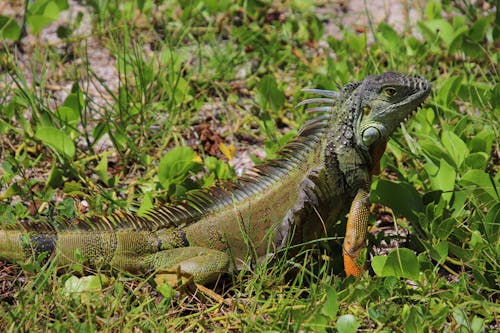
[
  {"left": 383, "top": 87, "right": 397, "bottom": 96},
  {"left": 362, "top": 127, "right": 381, "bottom": 146}
]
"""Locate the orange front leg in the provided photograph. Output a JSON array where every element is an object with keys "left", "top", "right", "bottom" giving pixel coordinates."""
[{"left": 343, "top": 188, "right": 370, "bottom": 277}]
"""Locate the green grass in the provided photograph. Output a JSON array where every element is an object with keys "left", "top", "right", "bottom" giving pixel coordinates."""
[{"left": 0, "top": 0, "right": 499, "bottom": 331}]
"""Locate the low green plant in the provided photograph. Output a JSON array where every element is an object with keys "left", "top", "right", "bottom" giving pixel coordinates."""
[{"left": 0, "top": 0, "right": 69, "bottom": 41}]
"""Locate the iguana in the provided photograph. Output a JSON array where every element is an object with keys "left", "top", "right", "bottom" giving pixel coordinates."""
[{"left": 0, "top": 72, "right": 431, "bottom": 285}]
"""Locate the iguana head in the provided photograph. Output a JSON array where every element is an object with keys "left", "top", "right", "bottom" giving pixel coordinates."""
[
  {"left": 299, "top": 72, "right": 431, "bottom": 174},
  {"left": 353, "top": 72, "right": 431, "bottom": 151}
]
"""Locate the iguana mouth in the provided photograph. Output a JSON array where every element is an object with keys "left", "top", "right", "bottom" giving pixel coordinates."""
[{"left": 393, "top": 76, "right": 432, "bottom": 109}]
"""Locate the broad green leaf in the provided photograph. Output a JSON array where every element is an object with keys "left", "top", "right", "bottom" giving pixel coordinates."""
[
  {"left": 94, "top": 155, "right": 109, "bottom": 185},
  {"left": 448, "top": 243, "right": 473, "bottom": 262},
  {"left": 463, "top": 152, "right": 489, "bottom": 170},
  {"left": 55, "top": 106, "right": 80, "bottom": 127},
  {"left": 28, "top": 0, "right": 48, "bottom": 13},
  {"left": 137, "top": 192, "right": 154, "bottom": 217},
  {"left": 256, "top": 74, "right": 285, "bottom": 113},
  {"left": 0, "top": 15, "right": 21, "bottom": 40},
  {"left": 368, "top": 306, "right": 386, "bottom": 323},
  {"left": 42, "top": 1, "right": 63, "bottom": 19},
  {"left": 429, "top": 240, "right": 448, "bottom": 264},
  {"left": 160, "top": 49, "right": 185, "bottom": 73},
  {"left": 304, "top": 313, "right": 328, "bottom": 333},
  {"left": 425, "top": 1, "right": 442, "bottom": 20},
  {"left": 158, "top": 146, "right": 202, "bottom": 190},
  {"left": 383, "top": 276, "right": 398, "bottom": 295},
  {"left": 345, "top": 32, "right": 367, "bottom": 55},
  {"left": 404, "top": 306, "right": 424, "bottom": 333},
  {"left": 448, "top": 25, "right": 469, "bottom": 55},
  {"left": 321, "top": 285, "right": 338, "bottom": 320},
  {"left": 27, "top": 15, "right": 54, "bottom": 34},
  {"left": 460, "top": 170, "right": 498, "bottom": 203},
  {"left": 404, "top": 36, "right": 425, "bottom": 56},
  {"left": 416, "top": 21, "right": 441, "bottom": 52},
  {"left": 378, "top": 23, "right": 400, "bottom": 52},
  {"left": 425, "top": 159, "right": 455, "bottom": 203},
  {"left": 112, "top": 128, "right": 127, "bottom": 150},
  {"left": 432, "top": 217, "right": 457, "bottom": 240},
  {"left": 64, "top": 274, "right": 108, "bottom": 294},
  {"left": 336, "top": 314, "right": 359, "bottom": 333},
  {"left": 26, "top": 0, "right": 68, "bottom": 33},
  {"left": 56, "top": 197, "right": 76, "bottom": 219},
  {"left": 441, "top": 131, "right": 468, "bottom": 168},
  {"left": 371, "top": 180, "right": 423, "bottom": 221},
  {"left": 171, "top": 77, "right": 192, "bottom": 104},
  {"left": 92, "top": 122, "right": 108, "bottom": 144},
  {"left": 452, "top": 308, "right": 468, "bottom": 327},
  {"left": 471, "top": 316, "right": 485, "bottom": 333},
  {"left": 372, "top": 248, "right": 420, "bottom": 280},
  {"left": 450, "top": 190, "right": 467, "bottom": 217},
  {"left": 201, "top": 173, "right": 216, "bottom": 188},
  {"left": 451, "top": 112, "right": 471, "bottom": 136},
  {"left": 470, "top": 129, "right": 495, "bottom": 153},
  {"left": 422, "top": 190, "right": 444, "bottom": 206},
  {"left": 428, "top": 298, "right": 448, "bottom": 321},
  {"left": 468, "top": 15, "right": 494, "bottom": 42},
  {"left": 0, "top": 119, "right": 12, "bottom": 134},
  {"left": 63, "top": 91, "right": 85, "bottom": 112},
  {"left": 29, "top": 0, "right": 67, "bottom": 17},
  {"left": 435, "top": 76, "right": 463, "bottom": 108},
  {"left": 412, "top": 107, "right": 435, "bottom": 135},
  {"left": 63, "top": 180, "right": 84, "bottom": 194},
  {"left": 420, "top": 140, "right": 445, "bottom": 166},
  {"left": 46, "top": 161, "right": 64, "bottom": 188},
  {"left": 204, "top": 156, "right": 235, "bottom": 181},
  {"left": 462, "top": 39, "right": 485, "bottom": 58},
  {"left": 419, "top": 19, "right": 454, "bottom": 47},
  {"left": 260, "top": 111, "right": 278, "bottom": 143},
  {"left": 35, "top": 126, "right": 76, "bottom": 160},
  {"left": 468, "top": 230, "right": 486, "bottom": 249},
  {"left": 483, "top": 202, "right": 500, "bottom": 243},
  {"left": 156, "top": 283, "right": 175, "bottom": 301}
]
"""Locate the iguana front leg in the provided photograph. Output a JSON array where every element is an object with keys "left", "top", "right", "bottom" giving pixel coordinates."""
[
  {"left": 146, "top": 247, "right": 230, "bottom": 286},
  {"left": 343, "top": 187, "right": 370, "bottom": 277}
]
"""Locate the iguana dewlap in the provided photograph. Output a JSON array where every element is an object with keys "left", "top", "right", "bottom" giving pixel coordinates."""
[{"left": 0, "top": 72, "right": 431, "bottom": 284}]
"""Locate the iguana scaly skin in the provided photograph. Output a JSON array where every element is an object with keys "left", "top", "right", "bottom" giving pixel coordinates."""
[{"left": 0, "top": 72, "right": 431, "bottom": 284}]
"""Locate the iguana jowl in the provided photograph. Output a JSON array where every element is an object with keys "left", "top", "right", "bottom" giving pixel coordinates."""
[{"left": 0, "top": 72, "right": 431, "bottom": 284}]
